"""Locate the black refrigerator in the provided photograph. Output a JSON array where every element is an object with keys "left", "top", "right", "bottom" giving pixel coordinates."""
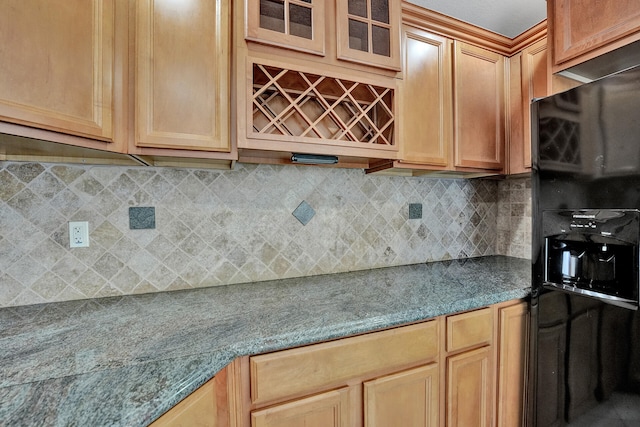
[{"left": 531, "top": 65, "right": 640, "bottom": 426}]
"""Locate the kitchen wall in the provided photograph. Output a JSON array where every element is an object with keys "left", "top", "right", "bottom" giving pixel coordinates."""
[{"left": 0, "top": 161, "right": 531, "bottom": 308}]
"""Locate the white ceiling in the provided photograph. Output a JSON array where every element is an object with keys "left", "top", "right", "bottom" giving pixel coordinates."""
[{"left": 407, "top": 0, "right": 547, "bottom": 38}]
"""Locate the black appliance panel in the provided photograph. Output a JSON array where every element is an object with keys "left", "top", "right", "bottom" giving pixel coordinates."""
[{"left": 531, "top": 65, "right": 640, "bottom": 426}]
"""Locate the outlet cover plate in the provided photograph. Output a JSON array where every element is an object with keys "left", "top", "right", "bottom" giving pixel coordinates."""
[{"left": 69, "top": 221, "right": 89, "bottom": 248}]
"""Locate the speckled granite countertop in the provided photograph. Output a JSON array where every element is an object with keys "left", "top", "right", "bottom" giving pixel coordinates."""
[{"left": 0, "top": 256, "right": 530, "bottom": 427}]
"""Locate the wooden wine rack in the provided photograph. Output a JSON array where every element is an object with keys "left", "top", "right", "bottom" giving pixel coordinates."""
[{"left": 249, "top": 62, "right": 396, "bottom": 150}]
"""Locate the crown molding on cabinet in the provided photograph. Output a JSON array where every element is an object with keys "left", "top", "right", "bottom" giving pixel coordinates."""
[{"left": 402, "top": 1, "right": 547, "bottom": 56}]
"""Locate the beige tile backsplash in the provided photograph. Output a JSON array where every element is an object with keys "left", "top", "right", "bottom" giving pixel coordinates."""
[{"left": 0, "top": 162, "right": 531, "bottom": 307}]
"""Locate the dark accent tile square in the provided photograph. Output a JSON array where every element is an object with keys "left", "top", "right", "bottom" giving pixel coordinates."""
[
  {"left": 292, "top": 201, "right": 315, "bottom": 226},
  {"left": 129, "top": 207, "right": 156, "bottom": 229},
  {"left": 409, "top": 203, "right": 422, "bottom": 219}
]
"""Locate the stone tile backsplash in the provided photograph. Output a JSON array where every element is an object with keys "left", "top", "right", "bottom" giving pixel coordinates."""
[{"left": 0, "top": 162, "right": 531, "bottom": 307}]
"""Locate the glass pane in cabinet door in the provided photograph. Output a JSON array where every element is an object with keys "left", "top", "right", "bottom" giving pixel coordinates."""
[
  {"left": 290, "top": 3, "right": 312, "bottom": 39},
  {"left": 371, "top": 0, "right": 389, "bottom": 23},
  {"left": 260, "top": 0, "right": 285, "bottom": 33},
  {"left": 348, "top": 0, "right": 368, "bottom": 18},
  {"left": 371, "top": 25, "right": 390, "bottom": 56},
  {"left": 348, "top": 19, "right": 368, "bottom": 52}
]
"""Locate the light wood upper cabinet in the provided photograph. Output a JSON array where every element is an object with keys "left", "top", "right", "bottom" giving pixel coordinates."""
[
  {"left": 397, "top": 25, "right": 452, "bottom": 167},
  {"left": 243, "top": 0, "right": 400, "bottom": 72},
  {"left": 509, "top": 37, "right": 548, "bottom": 175},
  {"left": 336, "top": 0, "right": 402, "bottom": 71},
  {"left": 453, "top": 41, "right": 505, "bottom": 171},
  {"left": 391, "top": 25, "right": 506, "bottom": 175},
  {"left": 135, "top": 0, "right": 230, "bottom": 152},
  {"left": 549, "top": 0, "right": 640, "bottom": 73},
  {"left": 0, "top": 0, "right": 116, "bottom": 142},
  {"left": 246, "top": 0, "right": 325, "bottom": 56}
]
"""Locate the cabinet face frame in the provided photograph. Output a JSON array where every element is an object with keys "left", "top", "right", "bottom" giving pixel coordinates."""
[
  {"left": 336, "top": 0, "right": 402, "bottom": 71},
  {"left": 0, "top": 0, "right": 116, "bottom": 142},
  {"left": 135, "top": 0, "right": 231, "bottom": 152},
  {"left": 245, "top": 0, "right": 326, "bottom": 56}
]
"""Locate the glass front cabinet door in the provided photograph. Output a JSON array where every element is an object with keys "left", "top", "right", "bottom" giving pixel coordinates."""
[
  {"left": 337, "top": 0, "right": 401, "bottom": 70},
  {"left": 245, "top": 0, "right": 400, "bottom": 71},
  {"left": 246, "top": 0, "right": 326, "bottom": 55}
]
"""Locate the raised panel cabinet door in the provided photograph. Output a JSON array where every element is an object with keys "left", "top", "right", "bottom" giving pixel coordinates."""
[
  {"left": 520, "top": 38, "right": 549, "bottom": 172},
  {"left": 0, "top": 0, "right": 115, "bottom": 141},
  {"left": 245, "top": 0, "right": 325, "bottom": 56},
  {"left": 336, "top": 0, "right": 401, "bottom": 71},
  {"left": 453, "top": 41, "right": 505, "bottom": 171},
  {"left": 364, "top": 364, "right": 439, "bottom": 427},
  {"left": 496, "top": 302, "right": 529, "bottom": 427},
  {"left": 251, "top": 387, "right": 352, "bottom": 427},
  {"left": 446, "top": 346, "right": 493, "bottom": 427},
  {"left": 550, "top": 0, "right": 640, "bottom": 68},
  {"left": 398, "top": 26, "right": 452, "bottom": 167},
  {"left": 136, "top": 0, "right": 230, "bottom": 152}
]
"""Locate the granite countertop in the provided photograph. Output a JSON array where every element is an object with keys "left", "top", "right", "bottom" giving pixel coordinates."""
[{"left": 0, "top": 255, "right": 530, "bottom": 427}]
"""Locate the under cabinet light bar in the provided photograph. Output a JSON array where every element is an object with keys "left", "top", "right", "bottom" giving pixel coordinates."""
[{"left": 291, "top": 153, "right": 339, "bottom": 165}]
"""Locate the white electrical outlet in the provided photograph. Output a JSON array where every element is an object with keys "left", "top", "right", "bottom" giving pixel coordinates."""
[{"left": 69, "top": 221, "right": 90, "bottom": 248}]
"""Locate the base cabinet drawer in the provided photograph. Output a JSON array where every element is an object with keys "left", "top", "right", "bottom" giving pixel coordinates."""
[{"left": 446, "top": 307, "right": 493, "bottom": 353}]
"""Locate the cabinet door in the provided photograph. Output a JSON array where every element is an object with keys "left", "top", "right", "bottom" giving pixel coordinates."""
[
  {"left": 550, "top": 0, "right": 640, "bottom": 70},
  {"left": 509, "top": 38, "right": 548, "bottom": 175},
  {"left": 251, "top": 387, "right": 352, "bottom": 427},
  {"left": 364, "top": 364, "right": 439, "bottom": 427},
  {"left": 136, "top": 0, "right": 230, "bottom": 152},
  {"left": 245, "top": 0, "right": 325, "bottom": 55},
  {"left": 0, "top": 0, "right": 115, "bottom": 141},
  {"left": 336, "top": 0, "right": 401, "bottom": 71},
  {"left": 496, "top": 302, "right": 528, "bottom": 427},
  {"left": 453, "top": 41, "right": 505, "bottom": 171},
  {"left": 150, "top": 375, "right": 226, "bottom": 427},
  {"left": 447, "top": 346, "right": 493, "bottom": 427},
  {"left": 520, "top": 38, "right": 548, "bottom": 171},
  {"left": 398, "top": 26, "right": 452, "bottom": 167}
]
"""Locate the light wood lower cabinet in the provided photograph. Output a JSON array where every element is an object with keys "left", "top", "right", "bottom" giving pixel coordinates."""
[
  {"left": 152, "top": 299, "right": 528, "bottom": 427},
  {"left": 364, "top": 364, "right": 439, "bottom": 427},
  {"left": 150, "top": 367, "right": 230, "bottom": 427},
  {"left": 447, "top": 346, "right": 493, "bottom": 427},
  {"left": 496, "top": 300, "right": 529, "bottom": 427},
  {"left": 445, "top": 307, "right": 494, "bottom": 427},
  {"left": 251, "top": 387, "right": 353, "bottom": 427}
]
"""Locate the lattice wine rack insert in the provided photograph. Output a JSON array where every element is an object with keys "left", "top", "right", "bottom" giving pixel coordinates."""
[{"left": 251, "top": 63, "right": 395, "bottom": 148}]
